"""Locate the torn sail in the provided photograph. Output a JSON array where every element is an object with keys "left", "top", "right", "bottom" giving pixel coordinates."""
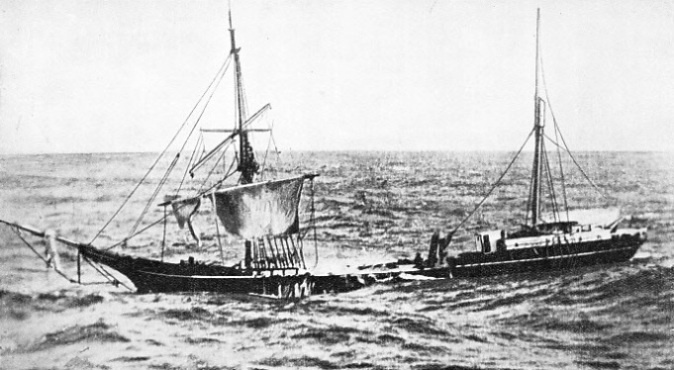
[
  {"left": 164, "top": 195, "right": 201, "bottom": 229},
  {"left": 213, "top": 176, "right": 304, "bottom": 239}
]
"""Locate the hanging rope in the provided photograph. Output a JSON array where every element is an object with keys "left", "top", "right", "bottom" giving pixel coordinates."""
[
  {"left": 90, "top": 53, "right": 233, "bottom": 246},
  {"left": 449, "top": 128, "right": 535, "bottom": 236}
]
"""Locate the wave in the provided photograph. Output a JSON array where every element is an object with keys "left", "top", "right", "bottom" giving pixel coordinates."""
[{"left": 29, "top": 319, "right": 128, "bottom": 352}]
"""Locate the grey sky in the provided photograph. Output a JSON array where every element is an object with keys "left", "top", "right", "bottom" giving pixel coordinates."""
[{"left": 1, "top": 0, "right": 673, "bottom": 153}]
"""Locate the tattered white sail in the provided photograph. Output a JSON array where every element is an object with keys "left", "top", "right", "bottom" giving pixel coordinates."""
[
  {"left": 212, "top": 176, "right": 305, "bottom": 239},
  {"left": 164, "top": 196, "right": 201, "bottom": 229},
  {"left": 164, "top": 195, "right": 202, "bottom": 246}
]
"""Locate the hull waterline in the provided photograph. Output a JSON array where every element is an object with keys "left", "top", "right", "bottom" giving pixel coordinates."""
[{"left": 409, "top": 234, "right": 644, "bottom": 279}]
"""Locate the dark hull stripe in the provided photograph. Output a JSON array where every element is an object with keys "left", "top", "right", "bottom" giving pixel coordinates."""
[
  {"left": 412, "top": 237, "right": 643, "bottom": 279},
  {"left": 79, "top": 236, "right": 644, "bottom": 294}
]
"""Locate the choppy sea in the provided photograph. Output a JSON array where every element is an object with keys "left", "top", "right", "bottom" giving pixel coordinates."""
[{"left": 1, "top": 151, "right": 673, "bottom": 370}]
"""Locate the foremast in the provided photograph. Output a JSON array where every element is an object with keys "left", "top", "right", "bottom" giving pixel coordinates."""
[{"left": 229, "top": 10, "right": 259, "bottom": 185}]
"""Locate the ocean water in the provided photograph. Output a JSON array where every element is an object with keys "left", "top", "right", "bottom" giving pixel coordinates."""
[{"left": 0, "top": 151, "right": 673, "bottom": 369}]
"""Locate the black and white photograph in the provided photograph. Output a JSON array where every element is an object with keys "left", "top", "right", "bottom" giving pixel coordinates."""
[{"left": 1, "top": 1, "right": 672, "bottom": 369}]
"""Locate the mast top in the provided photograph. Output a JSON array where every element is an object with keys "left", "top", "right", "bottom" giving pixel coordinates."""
[
  {"left": 529, "top": 8, "right": 544, "bottom": 228},
  {"left": 534, "top": 8, "right": 541, "bottom": 104}
]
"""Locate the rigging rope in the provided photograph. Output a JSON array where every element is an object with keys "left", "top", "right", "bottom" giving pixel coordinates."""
[
  {"left": 11, "top": 227, "right": 76, "bottom": 283},
  {"left": 260, "top": 120, "right": 283, "bottom": 180},
  {"left": 260, "top": 125, "right": 274, "bottom": 180},
  {"left": 82, "top": 256, "right": 132, "bottom": 291},
  {"left": 105, "top": 214, "right": 169, "bottom": 251},
  {"left": 121, "top": 53, "right": 234, "bottom": 243},
  {"left": 90, "top": 53, "right": 233, "bottom": 246},
  {"left": 199, "top": 144, "right": 228, "bottom": 191},
  {"left": 198, "top": 147, "right": 238, "bottom": 195},
  {"left": 128, "top": 54, "right": 234, "bottom": 236},
  {"left": 172, "top": 54, "right": 233, "bottom": 166},
  {"left": 524, "top": 149, "right": 536, "bottom": 226},
  {"left": 539, "top": 52, "right": 611, "bottom": 201},
  {"left": 177, "top": 132, "right": 204, "bottom": 194},
  {"left": 449, "top": 127, "right": 535, "bottom": 236},
  {"left": 553, "top": 123, "right": 570, "bottom": 222},
  {"left": 269, "top": 126, "right": 283, "bottom": 163},
  {"left": 541, "top": 141, "right": 560, "bottom": 221},
  {"left": 95, "top": 263, "right": 132, "bottom": 290},
  {"left": 10, "top": 226, "right": 131, "bottom": 289},
  {"left": 128, "top": 153, "right": 181, "bottom": 237},
  {"left": 82, "top": 257, "right": 117, "bottom": 284},
  {"left": 108, "top": 154, "right": 237, "bottom": 251},
  {"left": 552, "top": 121, "right": 611, "bottom": 200}
]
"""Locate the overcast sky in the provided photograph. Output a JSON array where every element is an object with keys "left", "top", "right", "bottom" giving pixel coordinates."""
[{"left": 1, "top": 0, "right": 673, "bottom": 153}]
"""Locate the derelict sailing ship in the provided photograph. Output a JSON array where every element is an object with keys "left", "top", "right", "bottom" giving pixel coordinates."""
[
  {"left": 1, "top": 10, "right": 394, "bottom": 298},
  {"left": 408, "top": 9, "right": 647, "bottom": 279}
]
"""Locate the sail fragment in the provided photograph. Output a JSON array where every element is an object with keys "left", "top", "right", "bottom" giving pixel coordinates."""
[
  {"left": 164, "top": 196, "right": 201, "bottom": 229},
  {"left": 213, "top": 177, "right": 304, "bottom": 239},
  {"left": 163, "top": 195, "right": 202, "bottom": 246}
]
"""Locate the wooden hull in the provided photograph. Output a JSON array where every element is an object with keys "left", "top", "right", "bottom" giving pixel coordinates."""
[
  {"left": 79, "top": 245, "right": 401, "bottom": 296},
  {"left": 80, "top": 245, "right": 303, "bottom": 295},
  {"left": 80, "top": 233, "right": 644, "bottom": 295},
  {"left": 78, "top": 234, "right": 644, "bottom": 295},
  {"left": 409, "top": 233, "right": 644, "bottom": 279}
]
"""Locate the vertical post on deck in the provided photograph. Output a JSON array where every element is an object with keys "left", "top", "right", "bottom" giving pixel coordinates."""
[
  {"left": 77, "top": 247, "right": 81, "bottom": 284},
  {"left": 270, "top": 236, "right": 285, "bottom": 268},
  {"left": 291, "top": 235, "right": 306, "bottom": 269},
  {"left": 276, "top": 237, "right": 290, "bottom": 268},
  {"left": 281, "top": 236, "right": 295, "bottom": 268},
  {"left": 244, "top": 240, "right": 252, "bottom": 269},
  {"left": 161, "top": 205, "right": 167, "bottom": 262},
  {"left": 286, "top": 235, "right": 300, "bottom": 268}
]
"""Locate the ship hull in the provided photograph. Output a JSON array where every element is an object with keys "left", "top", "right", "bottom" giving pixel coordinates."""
[
  {"left": 79, "top": 245, "right": 309, "bottom": 296},
  {"left": 410, "top": 234, "right": 644, "bottom": 279},
  {"left": 79, "top": 235, "right": 644, "bottom": 295},
  {"left": 79, "top": 244, "right": 400, "bottom": 296}
]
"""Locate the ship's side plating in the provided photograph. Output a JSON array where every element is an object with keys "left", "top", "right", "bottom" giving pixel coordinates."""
[{"left": 411, "top": 227, "right": 646, "bottom": 279}]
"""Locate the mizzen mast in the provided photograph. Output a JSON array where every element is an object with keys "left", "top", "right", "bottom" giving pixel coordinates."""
[{"left": 529, "top": 8, "right": 545, "bottom": 228}]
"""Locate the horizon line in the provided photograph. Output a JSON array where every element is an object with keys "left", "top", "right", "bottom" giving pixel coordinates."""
[{"left": 1, "top": 148, "right": 672, "bottom": 156}]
